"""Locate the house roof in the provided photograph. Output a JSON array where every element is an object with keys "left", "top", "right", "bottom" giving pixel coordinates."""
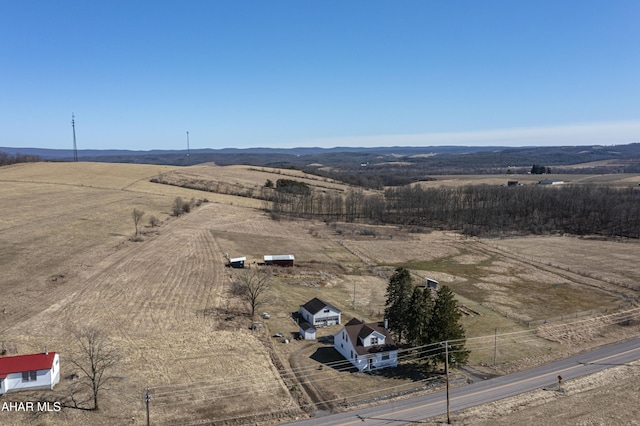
[
  {"left": 345, "top": 317, "right": 363, "bottom": 326},
  {"left": 343, "top": 319, "right": 397, "bottom": 356},
  {"left": 357, "top": 324, "right": 381, "bottom": 341},
  {"left": 299, "top": 321, "right": 316, "bottom": 331},
  {"left": 300, "top": 297, "right": 340, "bottom": 315},
  {"left": 0, "top": 352, "right": 57, "bottom": 379}
]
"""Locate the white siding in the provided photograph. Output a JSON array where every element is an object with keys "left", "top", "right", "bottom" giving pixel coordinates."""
[
  {"left": 334, "top": 328, "right": 397, "bottom": 372},
  {"left": 300, "top": 306, "right": 341, "bottom": 326},
  {"left": 3, "top": 370, "right": 50, "bottom": 393},
  {"left": 360, "top": 331, "right": 385, "bottom": 347},
  {"left": 0, "top": 354, "right": 60, "bottom": 395}
]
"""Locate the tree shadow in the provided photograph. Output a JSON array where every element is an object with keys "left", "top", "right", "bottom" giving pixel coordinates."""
[
  {"left": 310, "top": 347, "right": 358, "bottom": 373},
  {"left": 369, "top": 360, "right": 438, "bottom": 382}
]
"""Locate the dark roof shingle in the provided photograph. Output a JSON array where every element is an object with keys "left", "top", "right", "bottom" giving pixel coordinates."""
[
  {"left": 343, "top": 318, "right": 397, "bottom": 356},
  {"left": 301, "top": 297, "right": 340, "bottom": 315}
]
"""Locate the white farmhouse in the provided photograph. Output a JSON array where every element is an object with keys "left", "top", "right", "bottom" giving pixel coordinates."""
[
  {"left": 0, "top": 351, "right": 60, "bottom": 395},
  {"left": 334, "top": 318, "right": 398, "bottom": 372},
  {"left": 299, "top": 297, "right": 341, "bottom": 327}
]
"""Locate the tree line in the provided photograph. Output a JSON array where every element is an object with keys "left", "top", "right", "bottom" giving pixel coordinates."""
[
  {"left": 268, "top": 183, "right": 640, "bottom": 239},
  {"left": 384, "top": 268, "right": 468, "bottom": 366},
  {"left": 0, "top": 151, "right": 41, "bottom": 166}
]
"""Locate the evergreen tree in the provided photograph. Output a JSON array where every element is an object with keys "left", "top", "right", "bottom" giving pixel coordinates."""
[
  {"left": 531, "top": 164, "right": 549, "bottom": 175},
  {"left": 406, "top": 286, "right": 434, "bottom": 348},
  {"left": 384, "top": 267, "right": 413, "bottom": 342},
  {"left": 428, "top": 285, "right": 469, "bottom": 366}
]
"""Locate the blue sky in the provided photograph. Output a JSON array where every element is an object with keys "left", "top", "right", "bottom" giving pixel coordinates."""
[{"left": 2, "top": 1, "right": 639, "bottom": 151}]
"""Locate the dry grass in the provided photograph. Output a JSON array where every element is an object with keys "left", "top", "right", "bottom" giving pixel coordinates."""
[
  {"left": 347, "top": 235, "right": 623, "bottom": 323},
  {"left": 153, "top": 164, "right": 356, "bottom": 201},
  {"left": 0, "top": 163, "right": 295, "bottom": 425},
  {"left": 486, "top": 235, "right": 640, "bottom": 293},
  {"left": 1, "top": 162, "right": 639, "bottom": 425},
  {"left": 433, "top": 360, "right": 640, "bottom": 426},
  {"left": 414, "top": 173, "right": 640, "bottom": 188}
]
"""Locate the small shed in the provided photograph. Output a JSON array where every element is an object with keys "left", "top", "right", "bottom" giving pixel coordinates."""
[
  {"left": 229, "top": 257, "right": 246, "bottom": 268},
  {"left": 418, "top": 278, "right": 439, "bottom": 293},
  {"left": 426, "top": 278, "right": 439, "bottom": 290},
  {"left": 538, "top": 179, "right": 564, "bottom": 185},
  {"left": 263, "top": 254, "right": 295, "bottom": 267},
  {"left": 299, "top": 322, "right": 316, "bottom": 340}
]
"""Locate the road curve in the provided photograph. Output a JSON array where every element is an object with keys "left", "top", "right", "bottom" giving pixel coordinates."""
[{"left": 287, "top": 337, "right": 640, "bottom": 425}]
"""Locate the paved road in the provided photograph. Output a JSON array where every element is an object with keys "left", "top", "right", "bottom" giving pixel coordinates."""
[{"left": 288, "top": 337, "right": 640, "bottom": 425}]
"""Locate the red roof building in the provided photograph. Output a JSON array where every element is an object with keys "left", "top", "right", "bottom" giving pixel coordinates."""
[{"left": 0, "top": 351, "right": 60, "bottom": 394}]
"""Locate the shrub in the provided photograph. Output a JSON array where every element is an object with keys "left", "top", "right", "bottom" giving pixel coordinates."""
[
  {"left": 172, "top": 197, "right": 184, "bottom": 216},
  {"left": 148, "top": 215, "right": 159, "bottom": 227}
]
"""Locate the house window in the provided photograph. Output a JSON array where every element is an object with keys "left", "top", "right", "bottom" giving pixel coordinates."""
[
  {"left": 350, "top": 350, "right": 353, "bottom": 359},
  {"left": 22, "top": 371, "right": 37, "bottom": 382},
  {"left": 324, "top": 309, "right": 330, "bottom": 313},
  {"left": 382, "top": 354, "right": 390, "bottom": 361},
  {"left": 370, "top": 337, "right": 379, "bottom": 345}
]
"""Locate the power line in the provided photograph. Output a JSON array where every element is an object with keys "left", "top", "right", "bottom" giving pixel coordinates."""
[
  {"left": 146, "top": 307, "right": 640, "bottom": 419},
  {"left": 150, "top": 309, "right": 640, "bottom": 398}
]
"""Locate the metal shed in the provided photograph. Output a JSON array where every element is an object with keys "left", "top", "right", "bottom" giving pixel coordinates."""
[{"left": 229, "top": 257, "right": 246, "bottom": 268}]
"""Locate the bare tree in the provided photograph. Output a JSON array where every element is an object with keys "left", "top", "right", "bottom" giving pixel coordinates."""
[
  {"left": 132, "top": 208, "right": 145, "bottom": 238},
  {"left": 235, "top": 269, "right": 272, "bottom": 318},
  {"left": 68, "top": 328, "right": 121, "bottom": 411}
]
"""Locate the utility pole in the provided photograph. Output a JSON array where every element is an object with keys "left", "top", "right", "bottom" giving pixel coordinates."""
[
  {"left": 494, "top": 328, "right": 498, "bottom": 366},
  {"left": 186, "top": 131, "right": 191, "bottom": 166},
  {"left": 145, "top": 388, "right": 151, "bottom": 426},
  {"left": 353, "top": 281, "right": 356, "bottom": 310},
  {"left": 445, "top": 341, "right": 451, "bottom": 425},
  {"left": 71, "top": 113, "right": 78, "bottom": 162}
]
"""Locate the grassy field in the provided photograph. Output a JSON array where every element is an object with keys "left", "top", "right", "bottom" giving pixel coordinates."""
[
  {"left": 0, "top": 162, "right": 638, "bottom": 425},
  {"left": 416, "top": 173, "right": 640, "bottom": 188}
]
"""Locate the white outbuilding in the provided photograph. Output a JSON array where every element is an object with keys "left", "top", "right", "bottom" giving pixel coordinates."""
[
  {"left": 299, "top": 297, "right": 341, "bottom": 327},
  {"left": 0, "top": 351, "right": 60, "bottom": 395}
]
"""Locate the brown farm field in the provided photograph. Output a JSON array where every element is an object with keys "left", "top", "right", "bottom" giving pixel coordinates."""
[
  {"left": 0, "top": 162, "right": 639, "bottom": 425},
  {"left": 416, "top": 172, "right": 640, "bottom": 188}
]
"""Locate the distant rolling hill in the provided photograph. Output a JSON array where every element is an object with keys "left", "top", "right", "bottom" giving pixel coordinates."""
[{"left": 2, "top": 143, "right": 640, "bottom": 175}]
